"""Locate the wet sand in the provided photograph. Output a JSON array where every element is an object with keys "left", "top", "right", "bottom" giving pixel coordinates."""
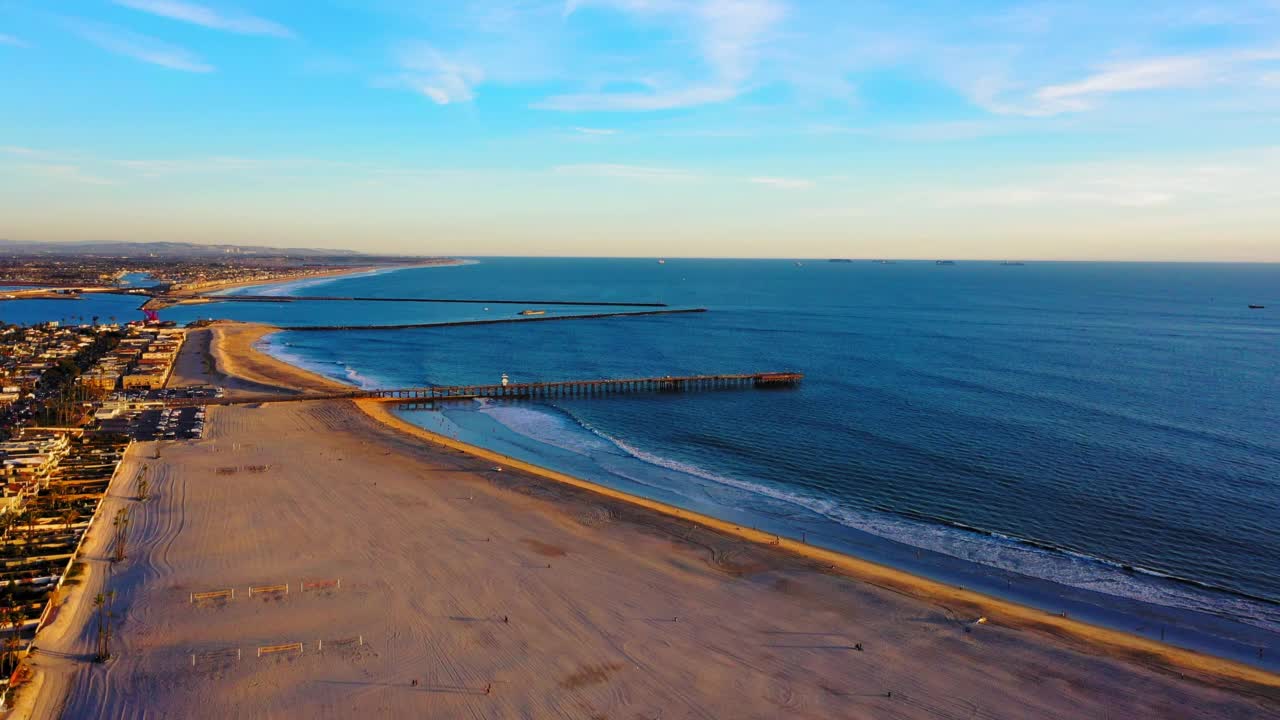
[{"left": 14, "top": 322, "right": 1280, "bottom": 719}]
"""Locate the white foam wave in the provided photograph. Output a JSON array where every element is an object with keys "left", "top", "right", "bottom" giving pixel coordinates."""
[
  {"left": 341, "top": 363, "right": 380, "bottom": 389},
  {"left": 257, "top": 336, "right": 381, "bottom": 390},
  {"left": 479, "top": 404, "right": 620, "bottom": 457},
  {"left": 478, "top": 403, "right": 1279, "bottom": 630}
]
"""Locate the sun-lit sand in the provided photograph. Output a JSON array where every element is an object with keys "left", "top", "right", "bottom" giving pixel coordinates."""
[{"left": 14, "top": 322, "right": 1279, "bottom": 718}]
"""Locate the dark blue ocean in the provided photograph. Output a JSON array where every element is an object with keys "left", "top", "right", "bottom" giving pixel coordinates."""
[{"left": 5, "top": 259, "right": 1278, "bottom": 665}]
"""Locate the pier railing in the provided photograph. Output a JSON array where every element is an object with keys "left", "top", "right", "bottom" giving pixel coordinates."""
[
  {"left": 367, "top": 372, "right": 803, "bottom": 400},
  {"left": 160, "top": 372, "right": 802, "bottom": 407}
]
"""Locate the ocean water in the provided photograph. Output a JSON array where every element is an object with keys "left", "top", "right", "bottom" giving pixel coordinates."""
[
  {"left": 12, "top": 258, "right": 1280, "bottom": 665},
  {"left": 0, "top": 292, "right": 144, "bottom": 326}
]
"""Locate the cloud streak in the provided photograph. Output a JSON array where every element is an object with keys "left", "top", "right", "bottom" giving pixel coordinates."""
[
  {"left": 976, "top": 47, "right": 1280, "bottom": 116},
  {"left": 73, "top": 20, "right": 214, "bottom": 72},
  {"left": 1032, "top": 56, "right": 1217, "bottom": 114},
  {"left": 750, "top": 176, "right": 813, "bottom": 189},
  {"left": 536, "top": 85, "right": 738, "bottom": 111},
  {"left": 540, "top": 0, "right": 784, "bottom": 111},
  {"left": 552, "top": 163, "right": 699, "bottom": 181},
  {"left": 935, "top": 150, "right": 1280, "bottom": 209},
  {"left": 387, "top": 45, "right": 483, "bottom": 104},
  {"left": 0, "top": 33, "right": 29, "bottom": 48},
  {"left": 113, "top": 0, "right": 294, "bottom": 38},
  {"left": 14, "top": 163, "right": 115, "bottom": 186}
]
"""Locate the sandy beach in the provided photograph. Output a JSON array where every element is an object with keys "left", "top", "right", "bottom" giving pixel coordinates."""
[{"left": 12, "top": 322, "right": 1279, "bottom": 719}]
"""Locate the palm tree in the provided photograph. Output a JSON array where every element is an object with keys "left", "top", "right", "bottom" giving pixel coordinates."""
[
  {"left": 9, "top": 510, "right": 28, "bottom": 546},
  {"left": 4, "top": 607, "right": 24, "bottom": 675},
  {"left": 111, "top": 508, "right": 130, "bottom": 563},
  {"left": 92, "top": 593, "right": 107, "bottom": 661},
  {"left": 61, "top": 508, "right": 78, "bottom": 533}
]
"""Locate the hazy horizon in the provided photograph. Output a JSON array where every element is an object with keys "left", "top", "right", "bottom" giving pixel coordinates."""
[
  {"left": 9, "top": 238, "right": 1280, "bottom": 264},
  {"left": 3, "top": 1, "right": 1279, "bottom": 261}
]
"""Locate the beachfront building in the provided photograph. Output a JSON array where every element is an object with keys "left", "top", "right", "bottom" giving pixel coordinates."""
[
  {"left": 0, "top": 431, "right": 74, "bottom": 512},
  {"left": 85, "top": 327, "right": 184, "bottom": 393},
  {"left": 121, "top": 368, "right": 169, "bottom": 389},
  {"left": 79, "top": 369, "right": 122, "bottom": 393}
]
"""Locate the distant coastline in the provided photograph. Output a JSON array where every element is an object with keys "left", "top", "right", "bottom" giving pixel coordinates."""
[{"left": 143, "top": 258, "right": 463, "bottom": 310}]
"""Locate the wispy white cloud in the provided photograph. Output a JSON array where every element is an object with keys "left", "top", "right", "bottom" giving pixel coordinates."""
[
  {"left": 699, "top": 0, "right": 784, "bottom": 81},
  {"left": 541, "top": 0, "right": 784, "bottom": 111},
  {"left": 807, "top": 120, "right": 1003, "bottom": 142},
  {"left": 573, "top": 127, "right": 620, "bottom": 135},
  {"left": 553, "top": 163, "right": 819, "bottom": 188},
  {"left": 750, "top": 176, "right": 813, "bottom": 189},
  {"left": 385, "top": 45, "right": 483, "bottom": 104},
  {"left": 943, "top": 187, "right": 1175, "bottom": 208},
  {"left": 14, "top": 163, "right": 115, "bottom": 186},
  {"left": 1031, "top": 56, "right": 1216, "bottom": 114},
  {"left": 936, "top": 149, "right": 1280, "bottom": 209},
  {"left": 563, "top": 1, "right": 684, "bottom": 17},
  {"left": 536, "top": 85, "right": 738, "bottom": 111},
  {"left": 113, "top": 0, "right": 294, "bottom": 38},
  {"left": 552, "top": 163, "right": 699, "bottom": 181},
  {"left": 116, "top": 156, "right": 271, "bottom": 176},
  {"left": 974, "top": 47, "right": 1280, "bottom": 116},
  {"left": 0, "top": 33, "right": 30, "bottom": 48},
  {"left": 72, "top": 20, "right": 214, "bottom": 72}
]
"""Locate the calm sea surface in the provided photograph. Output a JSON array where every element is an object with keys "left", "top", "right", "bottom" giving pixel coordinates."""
[{"left": 6, "top": 259, "right": 1278, "bottom": 664}]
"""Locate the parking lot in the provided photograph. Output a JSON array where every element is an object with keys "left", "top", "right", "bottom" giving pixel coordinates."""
[
  {"left": 131, "top": 406, "right": 206, "bottom": 441},
  {"left": 123, "top": 386, "right": 223, "bottom": 403},
  {"left": 94, "top": 386, "right": 219, "bottom": 440}
]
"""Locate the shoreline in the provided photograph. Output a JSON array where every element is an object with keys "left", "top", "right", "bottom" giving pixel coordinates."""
[
  {"left": 194, "top": 258, "right": 460, "bottom": 296},
  {"left": 143, "top": 258, "right": 462, "bottom": 309},
  {"left": 18, "top": 319, "right": 1278, "bottom": 718},
  {"left": 229, "top": 320, "right": 1279, "bottom": 690},
  {"left": 357, "top": 404, "right": 1280, "bottom": 688}
]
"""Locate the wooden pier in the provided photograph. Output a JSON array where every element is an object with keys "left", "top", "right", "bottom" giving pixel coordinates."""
[
  {"left": 161, "top": 372, "right": 802, "bottom": 408},
  {"left": 366, "top": 372, "right": 803, "bottom": 400}
]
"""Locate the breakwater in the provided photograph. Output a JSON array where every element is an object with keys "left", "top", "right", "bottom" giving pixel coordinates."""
[
  {"left": 280, "top": 307, "right": 706, "bottom": 331},
  {"left": 212, "top": 295, "right": 667, "bottom": 307}
]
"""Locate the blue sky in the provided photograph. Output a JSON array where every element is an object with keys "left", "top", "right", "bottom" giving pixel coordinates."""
[{"left": 2, "top": 0, "right": 1279, "bottom": 259}]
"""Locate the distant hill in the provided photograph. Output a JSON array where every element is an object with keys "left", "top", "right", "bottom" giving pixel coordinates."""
[{"left": 0, "top": 239, "right": 386, "bottom": 259}]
